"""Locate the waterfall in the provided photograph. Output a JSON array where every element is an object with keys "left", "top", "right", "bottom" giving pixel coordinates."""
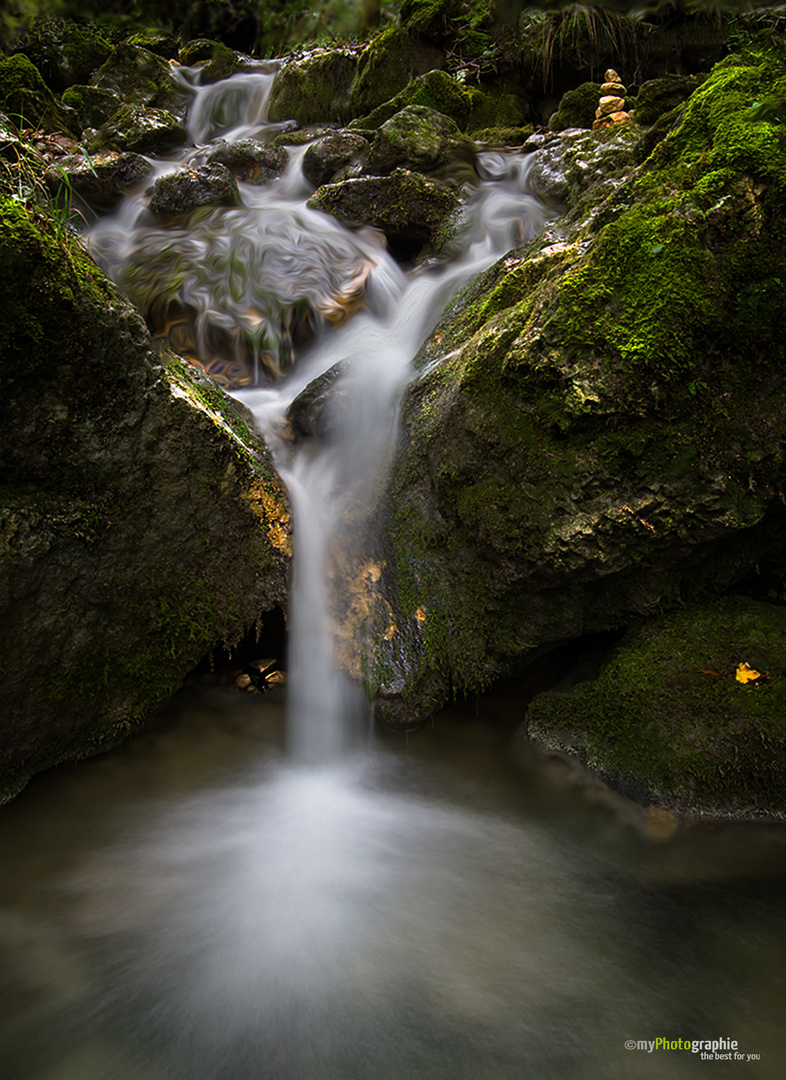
[{"left": 89, "top": 68, "right": 554, "bottom": 763}]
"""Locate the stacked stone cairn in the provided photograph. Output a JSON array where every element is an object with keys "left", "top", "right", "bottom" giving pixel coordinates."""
[{"left": 593, "top": 69, "right": 631, "bottom": 130}]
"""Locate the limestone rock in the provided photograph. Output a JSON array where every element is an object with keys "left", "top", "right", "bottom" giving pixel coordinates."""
[
  {"left": 267, "top": 49, "right": 358, "bottom": 127},
  {"left": 200, "top": 140, "right": 289, "bottom": 184},
  {"left": 44, "top": 151, "right": 152, "bottom": 211},
  {"left": 364, "top": 105, "right": 474, "bottom": 177},
  {"left": 87, "top": 105, "right": 189, "bottom": 155},
  {"left": 90, "top": 43, "right": 189, "bottom": 118},
  {"left": 302, "top": 133, "right": 370, "bottom": 188}
]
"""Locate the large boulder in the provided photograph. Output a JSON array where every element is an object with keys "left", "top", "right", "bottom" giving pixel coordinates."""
[
  {"left": 350, "top": 26, "right": 446, "bottom": 117},
  {"left": 0, "top": 197, "right": 290, "bottom": 803},
  {"left": 86, "top": 105, "right": 189, "bottom": 156},
  {"left": 267, "top": 48, "right": 358, "bottom": 126},
  {"left": 9, "top": 17, "right": 112, "bottom": 93},
  {"left": 44, "top": 151, "right": 152, "bottom": 212},
  {"left": 148, "top": 163, "right": 240, "bottom": 215},
  {"left": 345, "top": 48, "right": 786, "bottom": 730},
  {"left": 364, "top": 104, "right": 474, "bottom": 176},
  {"left": 0, "top": 54, "right": 80, "bottom": 136},
  {"left": 90, "top": 43, "right": 189, "bottom": 118}
]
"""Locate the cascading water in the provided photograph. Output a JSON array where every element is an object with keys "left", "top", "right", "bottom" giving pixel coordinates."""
[{"left": 1, "top": 66, "right": 786, "bottom": 1080}]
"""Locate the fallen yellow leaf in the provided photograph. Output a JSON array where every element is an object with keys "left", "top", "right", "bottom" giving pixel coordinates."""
[{"left": 736, "top": 662, "right": 761, "bottom": 684}]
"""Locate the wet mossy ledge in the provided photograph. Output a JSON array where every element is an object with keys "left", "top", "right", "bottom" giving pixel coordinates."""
[
  {"left": 527, "top": 598, "right": 786, "bottom": 820},
  {"left": 330, "top": 44, "right": 786, "bottom": 819},
  {"left": 0, "top": 197, "right": 290, "bottom": 804}
]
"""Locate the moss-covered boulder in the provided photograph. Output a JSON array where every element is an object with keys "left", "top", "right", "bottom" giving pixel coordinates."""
[
  {"left": 44, "top": 151, "right": 152, "bottom": 212},
  {"left": 267, "top": 49, "right": 358, "bottom": 127},
  {"left": 630, "top": 73, "right": 705, "bottom": 127},
  {"left": 365, "top": 104, "right": 474, "bottom": 176},
  {"left": 127, "top": 29, "right": 181, "bottom": 61},
  {"left": 10, "top": 17, "right": 112, "bottom": 93},
  {"left": 179, "top": 38, "right": 243, "bottom": 84},
  {"left": 527, "top": 127, "right": 638, "bottom": 207},
  {"left": 0, "top": 198, "right": 290, "bottom": 803},
  {"left": 148, "top": 163, "right": 240, "bottom": 215},
  {"left": 526, "top": 597, "right": 786, "bottom": 818},
  {"left": 350, "top": 26, "right": 446, "bottom": 118},
  {"left": 60, "top": 84, "right": 122, "bottom": 131},
  {"left": 302, "top": 132, "right": 369, "bottom": 188},
  {"left": 201, "top": 139, "right": 288, "bottom": 184},
  {"left": 548, "top": 81, "right": 601, "bottom": 131},
  {"left": 86, "top": 104, "right": 189, "bottom": 155},
  {"left": 307, "top": 168, "right": 460, "bottom": 263},
  {"left": 352, "top": 69, "right": 477, "bottom": 131},
  {"left": 90, "top": 43, "right": 189, "bottom": 118},
  {"left": 0, "top": 54, "right": 80, "bottom": 136},
  {"left": 349, "top": 47, "right": 786, "bottom": 733}
]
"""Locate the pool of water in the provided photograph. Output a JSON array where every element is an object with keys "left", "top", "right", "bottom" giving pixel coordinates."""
[{"left": 1, "top": 681, "right": 784, "bottom": 1080}]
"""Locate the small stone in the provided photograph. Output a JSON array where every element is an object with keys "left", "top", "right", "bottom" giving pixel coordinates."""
[
  {"left": 235, "top": 672, "right": 252, "bottom": 689},
  {"left": 601, "top": 81, "right": 625, "bottom": 95},
  {"left": 248, "top": 657, "right": 277, "bottom": 675},
  {"left": 597, "top": 96, "right": 626, "bottom": 116},
  {"left": 605, "top": 68, "right": 622, "bottom": 84},
  {"left": 264, "top": 670, "right": 287, "bottom": 684}
]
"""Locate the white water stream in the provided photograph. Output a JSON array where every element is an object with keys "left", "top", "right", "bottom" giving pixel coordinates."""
[{"left": 1, "top": 67, "right": 785, "bottom": 1080}]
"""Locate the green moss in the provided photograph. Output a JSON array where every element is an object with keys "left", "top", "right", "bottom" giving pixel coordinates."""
[
  {"left": 350, "top": 25, "right": 444, "bottom": 118},
  {"left": 527, "top": 597, "right": 786, "bottom": 815},
  {"left": 549, "top": 81, "right": 601, "bottom": 131},
  {"left": 0, "top": 53, "right": 78, "bottom": 134},
  {"left": 10, "top": 17, "right": 112, "bottom": 93}
]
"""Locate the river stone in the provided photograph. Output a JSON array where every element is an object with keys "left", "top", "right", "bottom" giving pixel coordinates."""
[
  {"left": 148, "top": 164, "right": 240, "bottom": 215},
  {"left": 201, "top": 140, "right": 288, "bottom": 184},
  {"left": 350, "top": 26, "right": 446, "bottom": 117},
  {"left": 267, "top": 49, "right": 358, "bottom": 126},
  {"left": 44, "top": 151, "right": 153, "bottom": 211},
  {"left": 87, "top": 105, "right": 189, "bottom": 155},
  {"left": 365, "top": 105, "right": 473, "bottom": 176},
  {"left": 526, "top": 597, "right": 786, "bottom": 819},
  {"left": 179, "top": 39, "right": 243, "bottom": 84},
  {"left": 0, "top": 196, "right": 290, "bottom": 804},
  {"left": 307, "top": 168, "right": 460, "bottom": 262},
  {"left": 9, "top": 17, "right": 112, "bottom": 93},
  {"left": 527, "top": 128, "right": 637, "bottom": 207},
  {"left": 302, "top": 133, "right": 370, "bottom": 188},
  {"left": 90, "top": 43, "right": 188, "bottom": 118}
]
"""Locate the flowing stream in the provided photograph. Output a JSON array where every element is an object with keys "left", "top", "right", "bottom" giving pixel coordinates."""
[{"left": 2, "top": 66, "right": 786, "bottom": 1080}]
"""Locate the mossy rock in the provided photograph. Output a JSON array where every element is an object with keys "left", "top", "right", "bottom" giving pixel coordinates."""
[
  {"left": 365, "top": 104, "right": 474, "bottom": 176},
  {"left": 548, "top": 81, "right": 601, "bottom": 131},
  {"left": 630, "top": 73, "right": 705, "bottom": 127},
  {"left": 87, "top": 104, "right": 188, "bottom": 155},
  {"left": 350, "top": 26, "right": 446, "bottom": 118},
  {"left": 201, "top": 139, "right": 288, "bottom": 184},
  {"left": 10, "top": 17, "right": 112, "bottom": 93},
  {"left": 307, "top": 168, "right": 460, "bottom": 263},
  {"left": 357, "top": 46, "right": 786, "bottom": 729},
  {"left": 302, "top": 132, "right": 369, "bottom": 188},
  {"left": 44, "top": 151, "right": 152, "bottom": 212},
  {"left": 60, "top": 84, "right": 121, "bottom": 130},
  {"left": 471, "top": 125, "right": 534, "bottom": 146},
  {"left": 267, "top": 49, "right": 357, "bottom": 127},
  {"left": 127, "top": 29, "right": 181, "bottom": 61},
  {"left": 90, "top": 42, "right": 188, "bottom": 118},
  {"left": 148, "top": 163, "right": 240, "bottom": 215},
  {"left": 527, "top": 597, "right": 786, "bottom": 818},
  {"left": 353, "top": 69, "right": 474, "bottom": 131},
  {"left": 0, "top": 197, "right": 290, "bottom": 803},
  {"left": 527, "top": 127, "right": 638, "bottom": 207},
  {"left": 0, "top": 54, "right": 80, "bottom": 136},
  {"left": 179, "top": 38, "right": 242, "bottom": 84}
]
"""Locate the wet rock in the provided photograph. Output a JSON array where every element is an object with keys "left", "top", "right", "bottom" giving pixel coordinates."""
[
  {"left": 302, "top": 133, "right": 370, "bottom": 188},
  {"left": 179, "top": 38, "right": 243, "bottom": 84},
  {"left": 148, "top": 164, "right": 240, "bottom": 216},
  {"left": 353, "top": 69, "right": 479, "bottom": 132},
  {"left": 286, "top": 362, "right": 348, "bottom": 439},
  {"left": 87, "top": 105, "right": 189, "bottom": 156},
  {"left": 9, "top": 17, "right": 112, "bottom": 93},
  {"left": 350, "top": 26, "right": 446, "bottom": 117},
  {"left": 60, "top": 84, "right": 122, "bottom": 131},
  {"left": 527, "top": 598, "right": 786, "bottom": 819},
  {"left": 44, "top": 151, "right": 152, "bottom": 211},
  {"left": 267, "top": 49, "right": 357, "bottom": 126},
  {"left": 0, "top": 54, "right": 80, "bottom": 136},
  {"left": 365, "top": 105, "right": 474, "bottom": 176},
  {"left": 308, "top": 168, "right": 460, "bottom": 263},
  {"left": 201, "top": 139, "right": 288, "bottom": 184},
  {"left": 0, "top": 197, "right": 290, "bottom": 803},
  {"left": 90, "top": 43, "right": 188, "bottom": 118},
  {"left": 527, "top": 128, "right": 637, "bottom": 207},
  {"left": 549, "top": 82, "right": 601, "bottom": 131},
  {"left": 472, "top": 126, "right": 534, "bottom": 147}
]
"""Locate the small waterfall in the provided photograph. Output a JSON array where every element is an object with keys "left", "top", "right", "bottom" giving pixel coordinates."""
[{"left": 88, "top": 69, "right": 554, "bottom": 763}]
